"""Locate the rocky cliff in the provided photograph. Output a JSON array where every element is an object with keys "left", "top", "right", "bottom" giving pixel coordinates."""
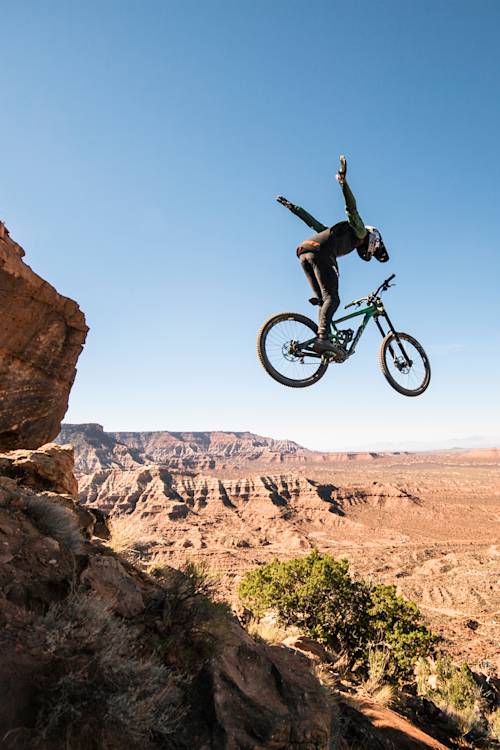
[
  {"left": 0, "top": 224, "right": 88, "bottom": 451},
  {"left": 0, "top": 444, "right": 334, "bottom": 749},
  {"left": 56, "top": 422, "right": 391, "bottom": 475}
]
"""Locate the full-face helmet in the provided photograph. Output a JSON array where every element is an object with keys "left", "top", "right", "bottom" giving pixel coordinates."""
[{"left": 365, "top": 226, "right": 389, "bottom": 263}]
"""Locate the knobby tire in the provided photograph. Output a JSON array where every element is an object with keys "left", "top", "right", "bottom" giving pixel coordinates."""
[{"left": 379, "top": 331, "right": 431, "bottom": 397}]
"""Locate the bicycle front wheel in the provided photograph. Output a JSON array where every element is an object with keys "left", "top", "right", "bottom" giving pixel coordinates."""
[
  {"left": 379, "top": 332, "right": 431, "bottom": 396},
  {"left": 257, "top": 312, "right": 328, "bottom": 388}
]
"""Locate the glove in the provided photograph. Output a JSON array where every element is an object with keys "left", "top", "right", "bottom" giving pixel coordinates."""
[{"left": 336, "top": 154, "right": 347, "bottom": 184}]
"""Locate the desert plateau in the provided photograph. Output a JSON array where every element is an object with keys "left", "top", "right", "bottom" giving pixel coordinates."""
[{"left": 57, "top": 423, "right": 500, "bottom": 671}]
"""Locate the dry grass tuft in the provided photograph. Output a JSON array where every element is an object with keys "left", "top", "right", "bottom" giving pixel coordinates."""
[
  {"left": 246, "top": 617, "right": 293, "bottom": 644},
  {"left": 25, "top": 496, "right": 83, "bottom": 553},
  {"left": 314, "top": 662, "right": 339, "bottom": 691},
  {"left": 108, "top": 512, "right": 156, "bottom": 559},
  {"left": 371, "top": 683, "right": 397, "bottom": 707},
  {"left": 442, "top": 703, "right": 481, "bottom": 736},
  {"left": 363, "top": 646, "right": 391, "bottom": 693},
  {"left": 35, "top": 594, "right": 184, "bottom": 747},
  {"left": 489, "top": 707, "right": 500, "bottom": 741}
]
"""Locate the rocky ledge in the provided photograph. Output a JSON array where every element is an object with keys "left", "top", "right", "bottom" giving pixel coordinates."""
[{"left": 0, "top": 224, "right": 88, "bottom": 451}]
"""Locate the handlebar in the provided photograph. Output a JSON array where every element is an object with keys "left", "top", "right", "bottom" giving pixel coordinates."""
[
  {"left": 344, "top": 274, "right": 396, "bottom": 309},
  {"left": 344, "top": 296, "right": 368, "bottom": 309},
  {"left": 373, "top": 274, "right": 395, "bottom": 297}
]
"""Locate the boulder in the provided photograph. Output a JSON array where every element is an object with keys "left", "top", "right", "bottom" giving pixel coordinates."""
[
  {"left": 0, "top": 443, "right": 78, "bottom": 496},
  {"left": 283, "top": 635, "right": 334, "bottom": 663},
  {"left": 0, "top": 223, "right": 88, "bottom": 451},
  {"left": 210, "top": 622, "right": 332, "bottom": 749}
]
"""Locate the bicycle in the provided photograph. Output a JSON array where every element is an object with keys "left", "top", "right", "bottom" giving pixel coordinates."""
[{"left": 257, "top": 274, "right": 431, "bottom": 396}]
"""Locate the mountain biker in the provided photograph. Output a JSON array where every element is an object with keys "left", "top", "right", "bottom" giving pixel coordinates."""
[{"left": 277, "top": 156, "right": 389, "bottom": 354}]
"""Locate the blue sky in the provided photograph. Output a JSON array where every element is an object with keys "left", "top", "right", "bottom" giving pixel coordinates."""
[{"left": 1, "top": 1, "right": 499, "bottom": 450}]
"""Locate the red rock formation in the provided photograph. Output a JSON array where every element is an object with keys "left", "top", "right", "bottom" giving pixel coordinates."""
[
  {"left": 0, "top": 445, "right": 334, "bottom": 749},
  {"left": 77, "top": 465, "right": 420, "bottom": 520},
  {"left": 0, "top": 443, "right": 78, "bottom": 496},
  {"left": 0, "top": 224, "right": 88, "bottom": 451},
  {"left": 56, "top": 423, "right": 394, "bottom": 475}
]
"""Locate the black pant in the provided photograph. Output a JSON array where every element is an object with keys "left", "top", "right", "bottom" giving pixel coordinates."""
[{"left": 299, "top": 252, "right": 340, "bottom": 338}]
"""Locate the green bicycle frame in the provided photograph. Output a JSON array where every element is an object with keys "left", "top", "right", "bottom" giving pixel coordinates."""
[
  {"left": 297, "top": 284, "right": 412, "bottom": 366},
  {"left": 330, "top": 303, "right": 378, "bottom": 357},
  {"left": 331, "top": 300, "right": 413, "bottom": 366}
]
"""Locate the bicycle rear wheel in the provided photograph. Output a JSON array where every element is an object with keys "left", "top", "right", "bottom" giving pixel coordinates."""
[
  {"left": 257, "top": 312, "right": 328, "bottom": 388},
  {"left": 379, "top": 332, "right": 431, "bottom": 396}
]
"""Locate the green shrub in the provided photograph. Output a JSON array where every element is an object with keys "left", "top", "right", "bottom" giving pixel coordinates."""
[
  {"left": 415, "top": 657, "right": 487, "bottom": 737},
  {"left": 238, "top": 550, "right": 372, "bottom": 659},
  {"left": 238, "top": 550, "right": 435, "bottom": 679},
  {"left": 432, "top": 657, "right": 481, "bottom": 712},
  {"left": 368, "top": 584, "right": 436, "bottom": 676}
]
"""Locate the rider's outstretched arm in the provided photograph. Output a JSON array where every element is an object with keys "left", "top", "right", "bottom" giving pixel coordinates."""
[
  {"left": 340, "top": 179, "right": 367, "bottom": 240},
  {"left": 276, "top": 196, "right": 327, "bottom": 233},
  {"left": 336, "top": 156, "right": 367, "bottom": 240}
]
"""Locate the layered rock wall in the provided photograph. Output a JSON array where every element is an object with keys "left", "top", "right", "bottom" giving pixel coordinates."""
[
  {"left": 0, "top": 223, "right": 88, "bottom": 450},
  {"left": 57, "top": 423, "right": 390, "bottom": 475}
]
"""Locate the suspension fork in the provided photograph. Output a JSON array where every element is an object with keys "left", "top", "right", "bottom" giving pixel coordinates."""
[{"left": 375, "top": 312, "right": 412, "bottom": 365}]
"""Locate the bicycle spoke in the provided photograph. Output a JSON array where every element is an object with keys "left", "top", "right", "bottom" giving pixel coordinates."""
[
  {"left": 384, "top": 337, "right": 428, "bottom": 392},
  {"left": 264, "top": 318, "right": 322, "bottom": 377}
]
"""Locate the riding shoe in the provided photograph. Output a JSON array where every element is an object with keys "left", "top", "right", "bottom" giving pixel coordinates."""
[{"left": 312, "top": 337, "right": 344, "bottom": 355}]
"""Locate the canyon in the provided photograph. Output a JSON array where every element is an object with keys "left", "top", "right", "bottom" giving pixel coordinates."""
[{"left": 57, "top": 423, "right": 500, "bottom": 672}]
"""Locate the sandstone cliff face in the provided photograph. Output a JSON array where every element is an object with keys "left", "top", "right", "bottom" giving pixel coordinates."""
[
  {"left": 0, "top": 224, "right": 88, "bottom": 451},
  {"left": 57, "top": 423, "right": 321, "bottom": 474},
  {"left": 56, "top": 423, "right": 391, "bottom": 475}
]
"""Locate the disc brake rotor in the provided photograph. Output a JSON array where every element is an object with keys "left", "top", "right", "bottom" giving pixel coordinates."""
[
  {"left": 282, "top": 340, "right": 301, "bottom": 362},
  {"left": 394, "top": 356, "right": 411, "bottom": 374}
]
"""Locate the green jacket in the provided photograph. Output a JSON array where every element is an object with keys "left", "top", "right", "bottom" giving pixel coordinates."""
[{"left": 277, "top": 179, "right": 367, "bottom": 240}]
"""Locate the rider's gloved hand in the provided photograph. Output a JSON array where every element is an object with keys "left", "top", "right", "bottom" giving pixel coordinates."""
[
  {"left": 276, "top": 195, "right": 293, "bottom": 208},
  {"left": 336, "top": 154, "right": 347, "bottom": 185}
]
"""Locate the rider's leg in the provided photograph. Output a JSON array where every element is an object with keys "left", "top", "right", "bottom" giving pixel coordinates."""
[
  {"left": 300, "top": 252, "right": 341, "bottom": 353},
  {"left": 300, "top": 253, "right": 323, "bottom": 306},
  {"left": 312, "top": 255, "right": 340, "bottom": 339}
]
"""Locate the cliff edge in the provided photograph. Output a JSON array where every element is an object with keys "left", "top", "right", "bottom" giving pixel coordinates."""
[{"left": 0, "top": 223, "right": 88, "bottom": 451}]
